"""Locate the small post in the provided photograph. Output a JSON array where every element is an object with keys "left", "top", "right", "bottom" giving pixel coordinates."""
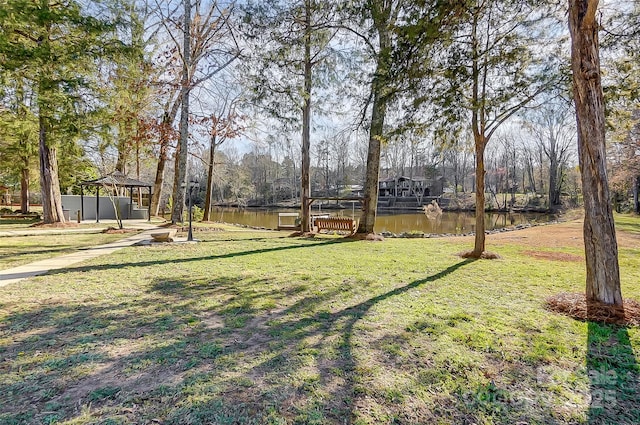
[
  {"left": 96, "top": 187, "right": 100, "bottom": 223},
  {"left": 77, "top": 210, "right": 81, "bottom": 223},
  {"left": 80, "top": 185, "right": 84, "bottom": 221}
]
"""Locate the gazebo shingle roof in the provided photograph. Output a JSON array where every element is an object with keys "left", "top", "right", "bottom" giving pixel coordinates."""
[{"left": 81, "top": 171, "right": 152, "bottom": 188}]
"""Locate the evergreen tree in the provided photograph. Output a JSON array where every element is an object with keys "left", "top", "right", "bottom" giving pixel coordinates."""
[
  {"left": 241, "top": 0, "right": 338, "bottom": 231},
  {"left": 0, "top": 0, "right": 119, "bottom": 223},
  {"left": 105, "top": 0, "right": 157, "bottom": 182},
  {"left": 345, "top": 0, "right": 464, "bottom": 234},
  {"left": 0, "top": 74, "right": 38, "bottom": 213}
]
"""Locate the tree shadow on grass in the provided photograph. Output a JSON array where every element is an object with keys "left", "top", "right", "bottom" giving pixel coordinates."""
[
  {"left": 587, "top": 320, "right": 639, "bottom": 424},
  {"left": 0, "top": 256, "right": 474, "bottom": 424},
  {"left": 211, "top": 258, "right": 478, "bottom": 422},
  {"left": 43, "top": 237, "right": 355, "bottom": 276},
  {"left": 333, "top": 260, "right": 475, "bottom": 420},
  {"left": 0, "top": 276, "right": 302, "bottom": 423}
]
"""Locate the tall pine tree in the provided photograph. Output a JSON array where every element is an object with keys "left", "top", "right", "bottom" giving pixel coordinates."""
[
  {"left": 241, "top": 0, "right": 338, "bottom": 232},
  {"left": 0, "top": 0, "right": 119, "bottom": 223}
]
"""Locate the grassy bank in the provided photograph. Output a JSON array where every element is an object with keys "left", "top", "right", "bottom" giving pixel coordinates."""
[{"left": 0, "top": 221, "right": 638, "bottom": 424}]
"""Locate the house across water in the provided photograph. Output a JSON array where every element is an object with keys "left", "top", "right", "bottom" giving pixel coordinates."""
[{"left": 378, "top": 176, "right": 444, "bottom": 209}]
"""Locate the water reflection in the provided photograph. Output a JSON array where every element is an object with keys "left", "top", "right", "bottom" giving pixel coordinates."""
[{"left": 209, "top": 207, "right": 555, "bottom": 235}]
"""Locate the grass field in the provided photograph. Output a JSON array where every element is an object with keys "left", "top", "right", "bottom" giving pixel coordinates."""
[
  {"left": 0, "top": 217, "right": 43, "bottom": 229},
  {"left": 0, "top": 219, "right": 638, "bottom": 424},
  {"left": 0, "top": 233, "right": 131, "bottom": 269}
]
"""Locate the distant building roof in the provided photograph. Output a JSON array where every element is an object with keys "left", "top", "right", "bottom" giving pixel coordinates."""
[{"left": 379, "top": 176, "right": 428, "bottom": 182}]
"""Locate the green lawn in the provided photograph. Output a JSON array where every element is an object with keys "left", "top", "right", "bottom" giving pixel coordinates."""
[
  {"left": 614, "top": 213, "right": 640, "bottom": 236},
  {"left": 0, "top": 233, "right": 131, "bottom": 269},
  {"left": 0, "top": 223, "right": 638, "bottom": 424},
  {"left": 0, "top": 217, "right": 43, "bottom": 229}
]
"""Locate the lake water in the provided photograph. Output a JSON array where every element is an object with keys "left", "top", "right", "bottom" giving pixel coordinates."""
[{"left": 209, "top": 207, "right": 556, "bottom": 235}]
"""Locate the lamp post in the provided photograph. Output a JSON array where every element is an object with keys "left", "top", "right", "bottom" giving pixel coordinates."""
[{"left": 187, "top": 180, "right": 199, "bottom": 241}]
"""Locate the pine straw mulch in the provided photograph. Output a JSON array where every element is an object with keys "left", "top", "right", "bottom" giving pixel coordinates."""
[
  {"left": 546, "top": 292, "right": 640, "bottom": 326},
  {"left": 459, "top": 250, "right": 501, "bottom": 260}
]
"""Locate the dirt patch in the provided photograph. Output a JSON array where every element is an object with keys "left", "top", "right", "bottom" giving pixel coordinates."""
[
  {"left": 483, "top": 219, "right": 640, "bottom": 250},
  {"left": 199, "top": 312, "right": 225, "bottom": 329},
  {"left": 485, "top": 220, "right": 584, "bottom": 248},
  {"left": 51, "top": 360, "right": 188, "bottom": 411},
  {"left": 522, "top": 250, "right": 583, "bottom": 262},
  {"left": 546, "top": 292, "right": 640, "bottom": 326}
]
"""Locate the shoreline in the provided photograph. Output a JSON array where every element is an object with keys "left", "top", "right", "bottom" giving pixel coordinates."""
[
  {"left": 209, "top": 214, "right": 571, "bottom": 239},
  {"left": 212, "top": 203, "right": 559, "bottom": 215}
]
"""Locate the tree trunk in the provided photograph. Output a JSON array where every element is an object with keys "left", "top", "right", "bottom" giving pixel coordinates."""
[
  {"left": 203, "top": 135, "right": 216, "bottom": 222},
  {"left": 569, "top": 0, "right": 622, "bottom": 306},
  {"left": 462, "top": 150, "right": 468, "bottom": 193},
  {"left": 510, "top": 151, "right": 517, "bottom": 208},
  {"left": 136, "top": 137, "right": 142, "bottom": 206},
  {"left": 357, "top": 27, "right": 390, "bottom": 234},
  {"left": 469, "top": 9, "right": 485, "bottom": 257},
  {"left": 453, "top": 153, "right": 460, "bottom": 194},
  {"left": 171, "top": 0, "right": 191, "bottom": 225},
  {"left": 549, "top": 156, "right": 560, "bottom": 206},
  {"left": 527, "top": 155, "right": 536, "bottom": 193},
  {"left": 150, "top": 103, "right": 180, "bottom": 217},
  {"left": 20, "top": 159, "right": 30, "bottom": 213},
  {"left": 472, "top": 139, "right": 486, "bottom": 256},
  {"left": 300, "top": 0, "right": 312, "bottom": 232},
  {"left": 634, "top": 175, "right": 639, "bottom": 214},
  {"left": 538, "top": 148, "right": 546, "bottom": 197},
  {"left": 357, "top": 87, "right": 386, "bottom": 234},
  {"left": 150, "top": 130, "right": 169, "bottom": 217},
  {"left": 115, "top": 120, "right": 128, "bottom": 174},
  {"left": 38, "top": 114, "right": 65, "bottom": 223}
]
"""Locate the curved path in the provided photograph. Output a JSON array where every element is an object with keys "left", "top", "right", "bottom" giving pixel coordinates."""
[{"left": 0, "top": 221, "right": 162, "bottom": 287}]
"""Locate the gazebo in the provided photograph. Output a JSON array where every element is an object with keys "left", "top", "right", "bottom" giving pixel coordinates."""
[{"left": 79, "top": 171, "right": 152, "bottom": 222}]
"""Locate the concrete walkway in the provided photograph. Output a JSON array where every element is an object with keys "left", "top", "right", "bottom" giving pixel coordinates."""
[
  {"left": 0, "top": 219, "right": 161, "bottom": 237},
  {"left": 0, "top": 222, "right": 163, "bottom": 287}
]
